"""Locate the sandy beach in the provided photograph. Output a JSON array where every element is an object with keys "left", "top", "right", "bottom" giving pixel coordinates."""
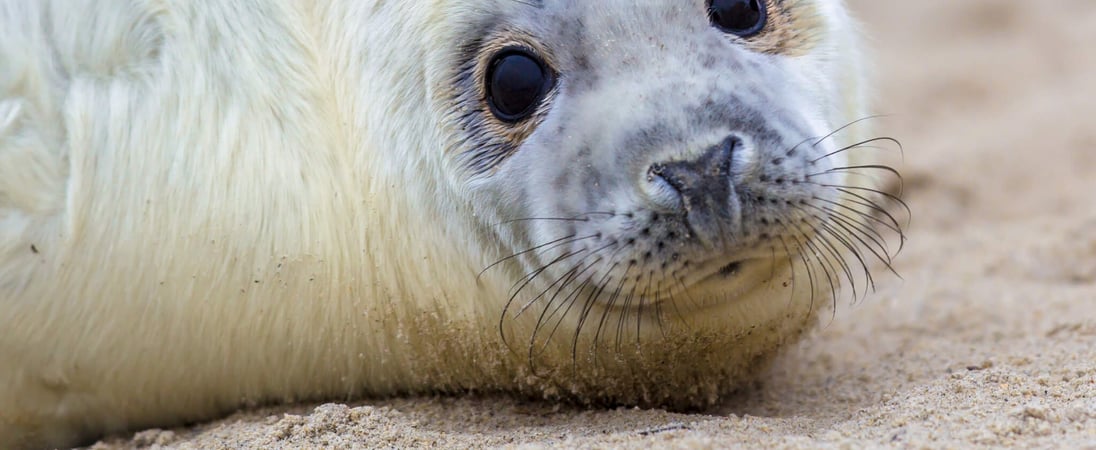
[{"left": 91, "top": 0, "right": 1096, "bottom": 448}]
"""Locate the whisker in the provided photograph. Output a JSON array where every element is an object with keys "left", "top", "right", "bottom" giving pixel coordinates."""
[
  {"left": 636, "top": 269, "right": 659, "bottom": 343},
  {"left": 807, "top": 204, "right": 902, "bottom": 279},
  {"left": 527, "top": 237, "right": 629, "bottom": 368},
  {"left": 479, "top": 233, "right": 594, "bottom": 280},
  {"left": 807, "top": 164, "right": 905, "bottom": 196},
  {"left": 804, "top": 202, "right": 896, "bottom": 262},
  {"left": 774, "top": 236, "right": 801, "bottom": 309},
  {"left": 529, "top": 265, "right": 600, "bottom": 369},
  {"left": 652, "top": 279, "right": 669, "bottom": 339},
  {"left": 775, "top": 221, "right": 820, "bottom": 318},
  {"left": 495, "top": 217, "right": 589, "bottom": 226},
  {"left": 506, "top": 247, "right": 586, "bottom": 298},
  {"left": 798, "top": 225, "right": 841, "bottom": 317},
  {"left": 813, "top": 195, "right": 906, "bottom": 240},
  {"left": 525, "top": 238, "right": 626, "bottom": 366},
  {"left": 499, "top": 247, "right": 589, "bottom": 354},
  {"left": 515, "top": 258, "right": 588, "bottom": 318},
  {"left": 511, "top": 258, "right": 589, "bottom": 366},
  {"left": 812, "top": 192, "right": 910, "bottom": 255},
  {"left": 570, "top": 267, "right": 617, "bottom": 373},
  {"left": 593, "top": 266, "right": 630, "bottom": 357},
  {"left": 800, "top": 208, "right": 877, "bottom": 299},
  {"left": 790, "top": 211, "right": 860, "bottom": 301},
  {"left": 493, "top": 211, "right": 618, "bottom": 227},
  {"left": 516, "top": 240, "right": 620, "bottom": 316},
  {"left": 615, "top": 268, "right": 642, "bottom": 353},
  {"left": 809, "top": 137, "right": 904, "bottom": 165},
  {"left": 669, "top": 276, "right": 697, "bottom": 331},
  {"left": 812, "top": 115, "right": 892, "bottom": 147},
  {"left": 830, "top": 185, "right": 913, "bottom": 229}
]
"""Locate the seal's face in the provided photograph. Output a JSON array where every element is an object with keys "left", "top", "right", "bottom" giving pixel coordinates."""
[
  {"left": 0, "top": 1, "right": 901, "bottom": 444},
  {"left": 440, "top": 0, "right": 895, "bottom": 346}
]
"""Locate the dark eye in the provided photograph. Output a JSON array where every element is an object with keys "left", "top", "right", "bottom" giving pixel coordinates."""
[
  {"left": 707, "top": 0, "right": 768, "bottom": 37},
  {"left": 486, "top": 49, "right": 554, "bottom": 123}
]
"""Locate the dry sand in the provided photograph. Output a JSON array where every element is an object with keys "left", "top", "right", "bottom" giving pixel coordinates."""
[{"left": 91, "top": 0, "right": 1096, "bottom": 448}]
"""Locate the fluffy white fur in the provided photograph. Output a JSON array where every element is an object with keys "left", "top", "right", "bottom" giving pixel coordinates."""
[{"left": 0, "top": 1, "right": 872, "bottom": 448}]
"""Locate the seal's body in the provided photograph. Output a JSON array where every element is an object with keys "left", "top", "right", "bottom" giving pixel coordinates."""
[{"left": 0, "top": 1, "right": 895, "bottom": 447}]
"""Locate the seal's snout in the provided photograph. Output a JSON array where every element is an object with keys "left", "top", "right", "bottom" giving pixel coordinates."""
[{"left": 646, "top": 135, "right": 739, "bottom": 219}]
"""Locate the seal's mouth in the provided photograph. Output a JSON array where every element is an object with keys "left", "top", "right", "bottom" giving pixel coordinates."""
[
  {"left": 682, "top": 256, "right": 785, "bottom": 303},
  {"left": 716, "top": 261, "right": 742, "bottom": 278},
  {"left": 695, "top": 258, "right": 751, "bottom": 286}
]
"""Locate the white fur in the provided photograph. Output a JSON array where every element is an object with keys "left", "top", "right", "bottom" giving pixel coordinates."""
[{"left": 0, "top": 1, "right": 872, "bottom": 447}]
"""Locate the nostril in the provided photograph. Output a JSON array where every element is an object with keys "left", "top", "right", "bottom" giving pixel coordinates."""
[
  {"left": 646, "top": 163, "right": 686, "bottom": 210},
  {"left": 648, "top": 162, "right": 687, "bottom": 195}
]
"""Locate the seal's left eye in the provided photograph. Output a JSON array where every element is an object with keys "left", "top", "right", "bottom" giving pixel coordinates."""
[
  {"left": 486, "top": 49, "right": 554, "bottom": 123},
  {"left": 707, "top": 0, "right": 768, "bottom": 38}
]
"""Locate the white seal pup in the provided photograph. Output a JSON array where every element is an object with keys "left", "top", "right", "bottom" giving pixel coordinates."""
[{"left": 0, "top": 0, "right": 903, "bottom": 447}]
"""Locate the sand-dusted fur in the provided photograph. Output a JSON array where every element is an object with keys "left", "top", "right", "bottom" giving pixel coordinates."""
[{"left": 0, "top": 0, "right": 896, "bottom": 448}]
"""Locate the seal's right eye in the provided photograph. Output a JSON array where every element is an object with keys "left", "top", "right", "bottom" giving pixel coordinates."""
[
  {"left": 486, "top": 49, "right": 553, "bottom": 123},
  {"left": 707, "top": 0, "right": 768, "bottom": 38}
]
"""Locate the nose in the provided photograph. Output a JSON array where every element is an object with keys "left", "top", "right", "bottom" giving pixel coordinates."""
[{"left": 647, "top": 135, "right": 739, "bottom": 217}]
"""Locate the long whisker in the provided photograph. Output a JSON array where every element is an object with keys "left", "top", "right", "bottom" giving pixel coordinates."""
[
  {"left": 804, "top": 202, "right": 902, "bottom": 279},
  {"left": 810, "top": 137, "right": 904, "bottom": 165},
  {"left": 774, "top": 235, "right": 801, "bottom": 309},
  {"left": 812, "top": 115, "right": 892, "bottom": 147},
  {"left": 570, "top": 266, "right": 617, "bottom": 373},
  {"left": 788, "top": 211, "right": 860, "bottom": 301},
  {"left": 516, "top": 259, "right": 589, "bottom": 370},
  {"left": 775, "top": 221, "right": 820, "bottom": 318},
  {"left": 804, "top": 202, "right": 896, "bottom": 262},
  {"left": 813, "top": 195, "right": 905, "bottom": 239},
  {"left": 526, "top": 236, "right": 630, "bottom": 368},
  {"left": 796, "top": 223, "right": 841, "bottom": 317},
  {"left": 592, "top": 265, "right": 629, "bottom": 357},
  {"left": 499, "top": 247, "right": 588, "bottom": 353},
  {"left": 506, "top": 247, "right": 585, "bottom": 298},
  {"left": 807, "top": 164, "right": 905, "bottom": 196},
  {"left": 493, "top": 211, "right": 618, "bottom": 227},
  {"left": 479, "top": 233, "right": 595, "bottom": 280},
  {"left": 517, "top": 240, "right": 620, "bottom": 316},
  {"left": 830, "top": 185, "right": 913, "bottom": 228},
  {"left": 528, "top": 262, "right": 601, "bottom": 370},
  {"left": 800, "top": 207, "right": 877, "bottom": 299},
  {"left": 524, "top": 238, "right": 624, "bottom": 367}
]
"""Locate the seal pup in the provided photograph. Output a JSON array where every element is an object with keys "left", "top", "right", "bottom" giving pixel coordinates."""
[{"left": 0, "top": 0, "right": 903, "bottom": 447}]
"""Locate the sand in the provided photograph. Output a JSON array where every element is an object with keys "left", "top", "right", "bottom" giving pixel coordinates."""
[{"left": 90, "top": 0, "right": 1096, "bottom": 448}]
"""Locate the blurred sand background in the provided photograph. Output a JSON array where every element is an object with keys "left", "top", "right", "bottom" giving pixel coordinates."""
[{"left": 93, "top": 0, "right": 1096, "bottom": 448}]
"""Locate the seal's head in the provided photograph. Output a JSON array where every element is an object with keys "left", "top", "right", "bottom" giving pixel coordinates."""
[
  {"left": 422, "top": 0, "right": 900, "bottom": 401},
  {"left": 0, "top": 0, "right": 904, "bottom": 446}
]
